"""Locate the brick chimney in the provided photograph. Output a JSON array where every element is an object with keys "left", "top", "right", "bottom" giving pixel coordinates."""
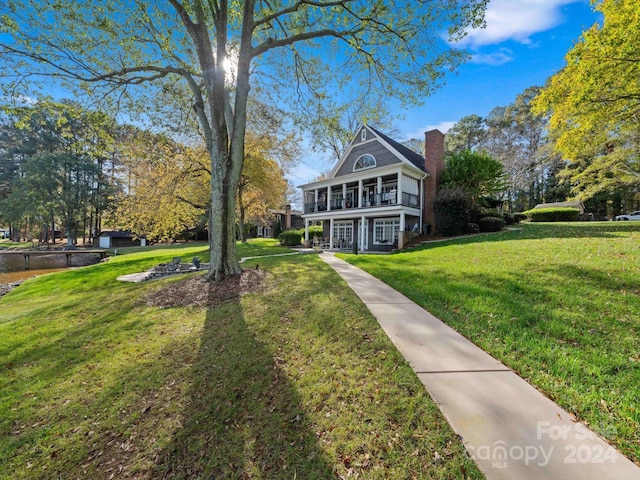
[
  {"left": 285, "top": 204, "right": 292, "bottom": 230},
  {"left": 423, "top": 129, "right": 445, "bottom": 232}
]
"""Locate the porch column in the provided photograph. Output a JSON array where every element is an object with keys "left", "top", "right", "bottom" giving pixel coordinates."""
[
  {"left": 329, "top": 218, "right": 334, "bottom": 249},
  {"left": 314, "top": 188, "right": 318, "bottom": 206},
  {"left": 397, "top": 172, "right": 403, "bottom": 205},
  {"left": 399, "top": 212, "right": 406, "bottom": 249},
  {"left": 420, "top": 177, "right": 426, "bottom": 233},
  {"left": 327, "top": 186, "right": 332, "bottom": 211},
  {"left": 304, "top": 218, "right": 310, "bottom": 244},
  {"left": 377, "top": 176, "right": 382, "bottom": 205},
  {"left": 342, "top": 183, "right": 347, "bottom": 208},
  {"left": 358, "top": 179, "right": 363, "bottom": 208},
  {"left": 360, "top": 215, "right": 366, "bottom": 250},
  {"left": 419, "top": 175, "right": 424, "bottom": 235}
]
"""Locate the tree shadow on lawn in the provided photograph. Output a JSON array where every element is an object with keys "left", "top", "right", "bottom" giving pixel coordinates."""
[{"left": 151, "top": 304, "right": 335, "bottom": 479}]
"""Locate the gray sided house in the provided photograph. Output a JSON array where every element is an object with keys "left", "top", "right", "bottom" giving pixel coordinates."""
[{"left": 299, "top": 125, "right": 444, "bottom": 252}]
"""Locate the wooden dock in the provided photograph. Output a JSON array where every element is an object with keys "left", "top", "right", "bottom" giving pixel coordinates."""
[{"left": 0, "top": 249, "right": 107, "bottom": 269}]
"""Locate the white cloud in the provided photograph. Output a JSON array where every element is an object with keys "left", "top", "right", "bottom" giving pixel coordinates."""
[
  {"left": 403, "top": 121, "right": 455, "bottom": 140},
  {"left": 287, "top": 162, "right": 324, "bottom": 187},
  {"left": 457, "top": 0, "right": 580, "bottom": 48},
  {"left": 470, "top": 48, "right": 514, "bottom": 66}
]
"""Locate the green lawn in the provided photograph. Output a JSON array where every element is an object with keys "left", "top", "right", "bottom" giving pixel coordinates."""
[
  {"left": 341, "top": 222, "right": 640, "bottom": 464},
  {"left": 105, "top": 237, "right": 291, "bottom": 258},
  {"left": 0, "top": 239, "right": 481, "bottom": 479},
  {"left": 0, "top": 240, "right": 26, "bottom": 249}
]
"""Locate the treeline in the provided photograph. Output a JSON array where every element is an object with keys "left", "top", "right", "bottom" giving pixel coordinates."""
[
  {"left": 444, "top": 0, "right": 639, "bottom": 219},
  {"left": 0, "top": 99, "right": 294, "bottom": 244},
  {"left": 0, "top": 100, "right": 118, "bottom": 244},
  {"left": 0, "top": 99, "right": 208, "bottom": 244},
  {"left": 444, "top": 86, "right": 566, "bottom": 214}
]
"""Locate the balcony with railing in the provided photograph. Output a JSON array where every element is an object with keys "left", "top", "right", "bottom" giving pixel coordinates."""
[{"left": 304, "top": 191, "right": 419, "bottom": 214}]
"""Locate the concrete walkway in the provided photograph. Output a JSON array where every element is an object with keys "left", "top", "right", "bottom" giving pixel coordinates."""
[{"left": 321, "top": 252, "right": 640, "bottom": 480}]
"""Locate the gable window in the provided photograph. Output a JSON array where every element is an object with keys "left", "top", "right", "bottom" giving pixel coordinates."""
[
  {"left": 361, "top": 129, "right": 367, "bottom": 141},
  {"left": 353, "top": 154, "right": 376, "bottom": 172}
]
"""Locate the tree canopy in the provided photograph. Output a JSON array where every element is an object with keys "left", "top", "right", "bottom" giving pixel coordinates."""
[
  {"left": 441, "top": 149, "right": 506, "bottom": 207},
  {"left": 444, "top": 114, "right": 486, "bottom": 155},
  {"left": 113, "top": 128, "right": 211, "bottom": 242},
  {"left": 0, "top": 100, "right": 115, "bottom": 244},
  {"left": 1, "top": 0, "right": 487, "bottom": 280},
  {"left": 533, "top": 0, "right": 640, "bottom": 206}
]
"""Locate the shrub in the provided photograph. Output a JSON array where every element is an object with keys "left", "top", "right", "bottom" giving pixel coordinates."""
[
  {"left": 278, "top": 230, "right": 302, "bottom": 246},
  {"left": 480, "top": 196, "right": 505, "bottom": 209},
  {"left": 434, "top": 188, "right": 471, "bottom": 236},
  {"left": 307, "top": 225, "right": 323, "bottom": 239},
  {"left": 468, "top": 208, "right": 482, "bottom": 224},
  {"left": 522, "top": 207, "right": 580, "bottom": 222},
  {"left": 513, "top": 212, "right": 527, "bottom": 223},
  {"left": 289, "top": 226, "right": 323, "bottom": 244},
  {"left": 503, "top": 212, "right": 515, "bottom": 225},
  {"left": 465, "top": 223, "right": 480, "bottom": 234},
  {"left": 477, "top": 216, "right": 505, "bottom": 232}
]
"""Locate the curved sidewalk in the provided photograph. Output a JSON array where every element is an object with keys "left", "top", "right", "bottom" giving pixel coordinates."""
[{"left": 321, "top": 252, "right": 640, "bottom": 480}]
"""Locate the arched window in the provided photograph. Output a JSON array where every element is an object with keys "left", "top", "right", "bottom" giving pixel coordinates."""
[{"left": 353, "top": 154, "right": 376, "bottom": 172}]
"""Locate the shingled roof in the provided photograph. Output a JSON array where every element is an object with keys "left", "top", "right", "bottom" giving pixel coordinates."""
[
  {"left": 98, "top": 230, "right": 143, "bottom": 238},
  {"left": 369, "top": 126, "right": 426, "bottom": 172}
]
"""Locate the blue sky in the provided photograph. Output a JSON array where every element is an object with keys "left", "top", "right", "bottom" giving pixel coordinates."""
[{"left": 288, "top": 0, "right": 601, "bottom": 189}]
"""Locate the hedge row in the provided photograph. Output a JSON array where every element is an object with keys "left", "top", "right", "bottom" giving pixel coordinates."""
[
  {"left": 277, "top": 225, "right": 325, "bottom": 246},
  {"left": 522, "top": 207, "right": 580, "bottom": 222},
  {"left": 278, "top": 230, "right": 302, "bottom": 246},
  {"left": 478, "top": 216, "right": 506, "bottom": 232}
]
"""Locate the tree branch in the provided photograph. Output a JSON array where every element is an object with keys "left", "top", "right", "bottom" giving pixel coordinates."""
[
  {"left": 176, "top": 194, "right": 208, "bottom": 210},
  {"left": 252, "top": 27, "right": 360, "bottom": 57},
  {"left": 253, "top": 0, "right": 354, "bottom": 29}
]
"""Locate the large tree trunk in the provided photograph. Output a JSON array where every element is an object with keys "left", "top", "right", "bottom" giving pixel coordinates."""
[
  {"left": 65, "top": 215, "right": 74, "bottom": 246},
  {"left": 203, "top": 13, "right": 252, "bottom": 281},
  {"left": 206, "top": 149, "right": 242, "bottom": 281}
]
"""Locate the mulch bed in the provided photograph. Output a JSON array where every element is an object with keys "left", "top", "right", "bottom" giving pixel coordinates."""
[{"left": 145, "top": 268, "right": 269, "bottom": 308}]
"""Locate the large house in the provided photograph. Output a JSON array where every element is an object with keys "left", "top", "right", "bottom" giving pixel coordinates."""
[{"left": 299, "top": 125, "right": 445, "bottom": 252}]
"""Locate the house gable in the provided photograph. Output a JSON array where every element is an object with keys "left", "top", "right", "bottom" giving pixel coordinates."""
[
  {"left": 334, "top": 140, "right": 402, "bottom": 177},
  {"left": 329, "top": 125, "right": 425, "bottom": 180}
]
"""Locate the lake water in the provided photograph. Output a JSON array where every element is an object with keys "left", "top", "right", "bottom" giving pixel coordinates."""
[{"left": 0, "top": 252, "right": 101, "bottom": 283}]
